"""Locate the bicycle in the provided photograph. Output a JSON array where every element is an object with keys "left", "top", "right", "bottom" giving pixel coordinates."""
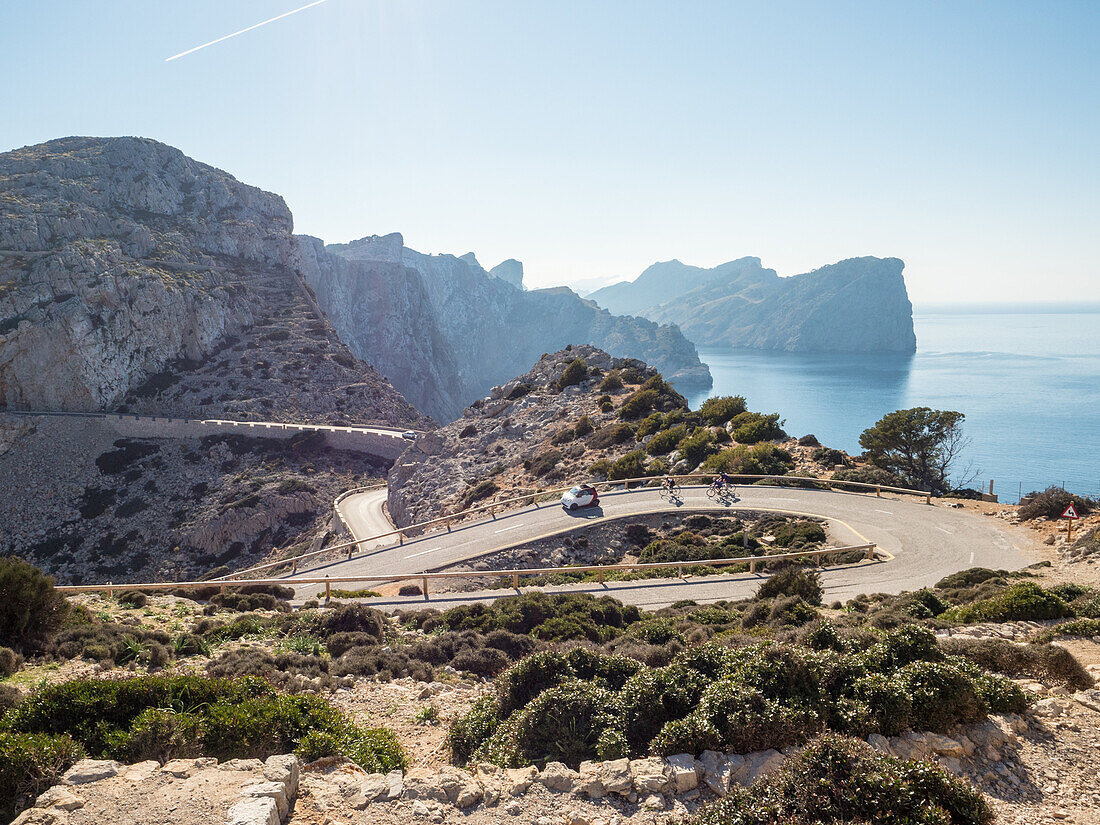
[
  {"left": 659, "top": 480, "right": 681, "bottom": 500},
  {"left": 707, "top": 479, "right": 734, "bottom": 500}
]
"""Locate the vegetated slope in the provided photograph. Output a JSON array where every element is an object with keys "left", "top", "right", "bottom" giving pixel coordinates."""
[
  {"left": 300, "top": 233, "right": 713, "bottom": 422},
  {"left": 0, "top": 136, "right": 423, "bottom": 427},
  {"left": 386, "top": 346, "right": 839, "bottom": 528},
  {"left": 0, "top": 414, "right": 391, "bottom": 584},
  {"left": 590, "top": 255, "right": 917, "bottom": 353}
]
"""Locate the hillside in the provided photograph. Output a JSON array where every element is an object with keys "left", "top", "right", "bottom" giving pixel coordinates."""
[
  {"left": 590, "top": 255, "right": 917, "bottom": 353},
  {"left": 300, "top": 234, "right": 713, "bottom": 421}
]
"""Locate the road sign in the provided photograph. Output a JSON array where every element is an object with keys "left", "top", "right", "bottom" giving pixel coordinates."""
[{"left": 1062, "top": 504, "right": 1080, "bottom": 520}]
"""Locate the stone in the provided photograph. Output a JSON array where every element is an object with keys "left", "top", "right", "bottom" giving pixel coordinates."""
[
  {"left": 356, "top": 773, "right": 389, "bottom": 803},
  {"left": 11, "top": 810, "right": 69, "bottom": 825},
  {"left": 575, "top": 762, "right": 606, "bottom": 799},
  {"left": 539, "top": 761, "right": 579, "bottom": 792},
  {"left": 698, "top": 750, "right": 731, "bottom": 796},
  {"left": 227, "top": 797, "right": 280, "bottom": 825},
  {"left": 566, "top": 811, "right": 590, "bottom": 825},
  {"left": 725, "top": 754, "right": 750, "bottom": 787},
  {"left": 34, "top": 787, "right": 85, "bottom": 811},
  {"left": 1073, "top": 689, "right": 1100, "bottom": 714},
  {"left": 437, "top": 766, "right": 482, "bottom": 808},
  {"left": 867, "top": 733, "right": 891, "bottom": 755},
  {"left": 120, "top": 760, "right": 160, "bottom": 782},
  {"left": 629, "top": 757, "right": 670, "bottom": 794},
  {"left": 160, "top": 757, "right": 214, "bottom": 779},
  {"left": 403, "top": 768, "right": 448, "bottom": 803},
  {"left": 926, "top": 734, "right": 965, "bottom": 757},
  {"left": 386, "top": 769, "right": 404, "bottom": 800},
  {"left": 221, "top": 759, "right": 265, "bottom": 772},
  {"left": 241, "top": 782, "right": 289, "bottom": 818},
  {"left": 746, "top": 750, "right": 786, "bottom": 784},
  {"left": 411, "top": 800, "right": 431, "bottom": 818},
  {"left": 665, "top": 753, "right": 699, "bottom": 793},
  {"left": 61, "top": 759, "right": 121, "bottom": 785},
  {"left": 643, "top": 794, "right": 666, "bottom": 810},
  {"left": 263, "top": 754, "right": 300, "bottom": 798},
  {"left": 597, "top": 758, "right": 633, "bottom": 795},
  {"left": 505, "top": 765, "right": 538, "bottom": 795}
]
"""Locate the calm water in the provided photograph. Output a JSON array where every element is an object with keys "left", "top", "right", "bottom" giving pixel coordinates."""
[{"left": 685, "top": 310, "right": 1100, "bottom": 502}]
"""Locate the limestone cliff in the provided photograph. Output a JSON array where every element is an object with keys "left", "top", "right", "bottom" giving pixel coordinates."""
[
  {"left": 589, "top": 256, "right": 917, "bottom": 353},
  {"left": 0, "top": 137, "right": 424, "bottom": 426},
  {"left": 302, "top": 234, "right": 712, "bottom": 421}
]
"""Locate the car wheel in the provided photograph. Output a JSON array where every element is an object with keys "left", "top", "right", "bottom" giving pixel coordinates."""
[{"left": 569, "top": 503, "right": 578, "bottom": 511}]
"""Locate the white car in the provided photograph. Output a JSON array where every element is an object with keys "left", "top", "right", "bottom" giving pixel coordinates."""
[
  {"left": 561, "top": 484, "right": 599, "bottom": 511},
  {"left": 401, "top": 430, "right": 418, "bottom": 440}
]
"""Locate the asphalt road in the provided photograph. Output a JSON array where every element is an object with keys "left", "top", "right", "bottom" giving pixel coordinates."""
[{"left": 291, "top": 484, "right": 1041, "bottom": 608}]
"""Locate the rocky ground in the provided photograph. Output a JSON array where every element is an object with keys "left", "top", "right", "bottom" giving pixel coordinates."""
[{"left": 0, "top": 419, "right": 388, "bottom": 583}]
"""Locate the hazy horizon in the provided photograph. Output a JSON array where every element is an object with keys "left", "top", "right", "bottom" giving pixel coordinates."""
[{"left": 3, "top": 1, "right": 1097, "bottom": 304}]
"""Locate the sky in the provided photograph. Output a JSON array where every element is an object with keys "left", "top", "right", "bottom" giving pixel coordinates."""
[{"left": 1, "top": 0, "right": 1098, "bottom": 304}]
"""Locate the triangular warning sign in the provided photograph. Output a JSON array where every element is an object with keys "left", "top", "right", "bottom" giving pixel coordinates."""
[{"left": 1062, "top": 504, "right": 1080, "bottom": 519}]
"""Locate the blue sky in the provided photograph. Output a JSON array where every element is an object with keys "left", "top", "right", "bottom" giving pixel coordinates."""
[{"left": 2, "top": 0, "right": 1097, "bottom": 303}]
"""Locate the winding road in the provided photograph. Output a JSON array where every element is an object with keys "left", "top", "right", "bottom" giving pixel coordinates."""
[{"left": 293, "top": 484, "right": 1041, "bottom": 610}]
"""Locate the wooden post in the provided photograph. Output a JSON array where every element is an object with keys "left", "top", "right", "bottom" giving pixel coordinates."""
[
  {"left": 864, "top": 544, "right": 875, "bottom": 560},
  {"left": 749, "top": 560, "right": 757, "bottom": 574},
  {"left": 446, "top": 519, "right": 452, "bottom": 532},
  {"left": 324, "top": 577, "right": 331, "bottom": 600},
  {"left": 491, "top": 506, "right": 496, "bottom": 520},
  {"left": 292, "top": 560, "right": 298, "bottom": 575},
  {"left": 347, "top": 546, "right": 353, "bottom": 560},
  {"left": 398, "top": 532, "right": 404, "bottom": 546},
  {"left": 422, "top": 576, "right": 429, "bottom": 596},
  {"left": 512, "top": 572, "right": 519, "bottom": 589},
  {"left": 677, "top": 564, "right": 684, "bottom": 579},
  {"left": 876, "top": 486, "right": 881, "bottom": 497},
  {"left": 597, "top": 569, "right": 604, "bottom": 584},
  {"left": 925, "top": 492, "right": 931, "bottom": 505}
]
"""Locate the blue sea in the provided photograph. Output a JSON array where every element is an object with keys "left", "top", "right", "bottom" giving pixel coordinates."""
[{"left": 684, "top": 308, "right": 1100, "bottom": 502}]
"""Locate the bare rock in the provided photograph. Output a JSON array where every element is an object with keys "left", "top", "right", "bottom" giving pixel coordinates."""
[
  {"left": 665, "top": 753, "right": 699, "bottom": 793},
  {"left": 539, "top": 761, "right": 579, "bottom": 792},
  {"left": 61, "top": 759, "right": 121, "bottom": 785},
  {"left": 33, "top": 787, "right": 85, "bottom": 811}
]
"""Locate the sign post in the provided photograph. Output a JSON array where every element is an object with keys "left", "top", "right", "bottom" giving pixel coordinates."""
[{"left": 1061, "top": 503, "right": 1080, "bottom": 541}]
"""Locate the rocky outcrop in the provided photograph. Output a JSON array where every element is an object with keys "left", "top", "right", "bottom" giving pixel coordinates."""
[
  {"left": 302, "top": 234, "right": 711, "bottom": 421},
  {"left": 0, "top": 137, "right": 424, "bottom": 427},
  {"left": 590, "top": 256, "right": 917, "bottom": 353},
  {"left": 386, "top": 346, "right": 686, "bottom": 527}
]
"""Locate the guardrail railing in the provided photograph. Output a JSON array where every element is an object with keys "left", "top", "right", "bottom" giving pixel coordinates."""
[
  {"left": 55, "top": 542, "right": 878, "bottom": 600},
  {"left": 217, "top": 472, "right": 927, "bottom": 582},
  {"left": 332, "top": 482, "right": 390, "bottom": 536}
]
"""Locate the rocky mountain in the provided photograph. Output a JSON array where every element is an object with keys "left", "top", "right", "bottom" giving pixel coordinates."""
[
  {"left": 0, "top": 136, "right": 424, "bottom": 426},
  {"left": 589, "top": 256, "right": 917, "bottom": 353},
  {"left": 300, "top": 234, "right": 712, "bottom": 422}
]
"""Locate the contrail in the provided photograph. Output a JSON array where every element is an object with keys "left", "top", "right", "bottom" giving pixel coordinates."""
[{"left": 166, "top": 0, "right": 329, "bottom": 62}]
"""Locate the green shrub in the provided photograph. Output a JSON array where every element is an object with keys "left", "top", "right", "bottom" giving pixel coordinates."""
[
  {"left": 698, "top": 396, "right": 747, "bottom": 426},
  {"left": 703, "top": 444, "right": 794, "bottom": 476},
  {"left": 1035, "top": 618, "right": 1100, "bottom": 640},
  {"left": 614, "top": 663, "right": 709, "bottom": 755},
  {"left": 943, "top": 582, "right": 1073, "bottom": 624},
  {"left": 0, "top": 647, "right": 23, "bottom": 677},
  {"left": 1017, "top": 486, "right": 1094, "bottom": 520},
  {"left": 770, "top": 520, "right": 827, "bottom": 549},
  {"left": 618, "top": 389, "right": 660, "bottom": 420},
  {"left": 0, "top": 556, "right": 70, "bottom": 654},
  {"left": 645, "top": 425, "right": 687, "bottom": 456},
  {"left": 525, "top": 450, "right": 562, "bottom": 477},
  {"left": 574, "top": 415, "right": 594, "bottom": 437},
  {"left": 756, "top": 568, "right": 823, "bottom": 606},
  {"left": 635, "top": 413, "right": 665, "bottom": 439},
  {"left": 811, "top": 447, "right": 847, "bottom": 467},
  {"left": 731, "top": 412, "right": 786, "bottom": 444},
  {"left": 864, "top": 625, "right": 942, "bottom": 671},
  {"left": 588, "top": 423, "right": 636, "bottom": 449},
  {"left": 497, "top": 652, "right": 574, "bottom": 716},
  {"left": 598, "top": 370, "right": 624, "bottom": 392},
  {"left": 312, "top": 604, "right": 386, "bottom": 640},
  {"left": 0, "top": 731, "right": 85, "bottom": 823},
  {"left": 849, "top": 673, "right": 912, "bottom": 736},
  {"left": 686, "top": 733, "right": 993, "bottom": 825},
  {"left": 678, "top": 429, "right": 717, "bottom": 467},
  {"left": 509, "top": 681, "right": 614, "bottom": 768},
  {"left": 897, "top": 660, "right": 987, "bottom": 733},
  {"left": 117, "top": 590, "right": 147, "bottom": 609},
  {"left": 940, "top": 637, "right": 1092, "bottom": 689},
  {"left": 556, "top": 359, "right": 588, "bottom": 391},
  {"left": 608, "top": 450, "right": 648, "bottom": 480},
  {"left": 460, "top": 480, "right": 499, "bottom": 509},
  {"left": 832, "top": 466, "right": 906, "bottom": 489},
  {"left": 448, "top": 695, "right": 502, "bottom": 765},
  {"left": 0, "top": 685, "right": 22, "bottom": 715}
]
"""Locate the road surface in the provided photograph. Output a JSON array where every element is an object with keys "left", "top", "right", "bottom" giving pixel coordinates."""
[{"left": 292, "top": 484, "right": 1041, "bottom": 608}]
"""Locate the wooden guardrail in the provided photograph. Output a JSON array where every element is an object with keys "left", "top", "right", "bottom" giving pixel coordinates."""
[
  {"left": 217, "top": 472, "right": 928, "bottom": 581},
  {"left": 55, "top": 543, "right": 878, "bottom": 600}
]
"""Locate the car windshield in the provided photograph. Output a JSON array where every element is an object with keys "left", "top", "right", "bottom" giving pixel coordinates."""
[{"left": 568, "top": 487, "right": 583, "bottom": 495}]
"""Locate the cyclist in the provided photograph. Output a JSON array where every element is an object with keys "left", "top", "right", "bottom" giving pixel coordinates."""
[
  {"left": 662, "top": 474, "right": 678, "bottom": 496},
  {"left": 717, "top": 471, "right": 736, "bottom": 496}
]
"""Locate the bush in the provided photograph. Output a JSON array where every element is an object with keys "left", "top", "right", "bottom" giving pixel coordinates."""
[
  {"left": 508, "top": 681, "right": 614, "bottom": 768},
  {"left": 598, "top": 370, "right": 624, "bottom": 392},
  {"left": 334, "top": 647, "right": 433, "bottom": 682},
  {"left": 1018, "top": 486, "right": 1094, "bottom": 520},
  {"left": 943, "top": 582, "right": 1074, "bottom": 624},
  {"left": 118, "top": 590, "right": 147, "bottom": 608},
  {"left": 678, "top": 429, "right": 717, "bottom": 467},
  {"left": 811, "top": 447, "right": 846, "bottom": 466},
  {"left": 449, "top": 695, "right": 502, "bottom": 765},
  {"left": 614, "top": 663, "right": 709, "bottom": 755},
  {"left": 398, "top": 584, "right": 423, "bottom": 597},
  {"left": 645, "top": 425, "right": 687, "bottom": 456},
  {"left": 897, "top": 660, "right": 987, "bottom": 733},
  {"left": 574, "top": 415, "right": 594, "bottom": 437},
  {"left": 940, "top": 637, "right": 1092, "bottom": 689},
  {"left": 608, "top": 450, "right": 648, "bottom": 481},
  {"left": 588, "top": 423, "right": 636, "bottom": 449},
  {"left": 703, "top": 444, "right": 794, "bottom": 476},
  {"left": 756, "top": 568, "right": 823, "bottom": 606},
  {"left": 460, "top": 480, "right": 499, "bottom": 509},
  {"left": 618, "top": 389, "right": 660, "bottom": 420},
  {"left": 849, "top": 673, "right": 912, "bottom": 736},
  {"left": 0, "top": 731, "right": 85, "bottom": 822},
  {"left": 451, "top": 646, "right": 511, "bottom": 678},
  {"left": 0, "top": 557, "right": 71, "bottom": 654},
  {"left": 698, "top": 396, "right": 747, "bottom": 426},
  {"left": 0, "top": 647, "right": 23, "bottom": 677},
  {"left": 0, "top": 685, "right": 22, "bottom": 715},
  {"left": 832, "top": 466, "right": 906, "bottom": 489},
  {"left": 313, "top": 604, "right": 386, "bottom": 640},
  {"left": 497, "top": 652, "right": 574, "bottom": 716},
  {"left": 686, "top": 733, "right": 993, "bottom": 825},
  {"left": 731, "top": 412, "right": 786, "bottom": 444},
  {"left": 556, "top": 359, "right": 588, "bottom": 391},
  {"left": 525, "top": 450, "right": 562, "bottom": 477}
]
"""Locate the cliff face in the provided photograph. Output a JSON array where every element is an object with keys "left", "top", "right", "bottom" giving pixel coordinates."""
[
  {"left": 303, "top": 234, "right": 712, "bottom": 421},
  {"left": 590, "top": 256, "right": 917, "bottom": 353},
  {"left": 0, "top": 137, "right": 424, "bottom": 426}
]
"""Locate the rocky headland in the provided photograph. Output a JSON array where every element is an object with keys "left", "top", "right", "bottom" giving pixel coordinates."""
[{"left": 589, "top": 255, "right": 918, "bottom": 353}]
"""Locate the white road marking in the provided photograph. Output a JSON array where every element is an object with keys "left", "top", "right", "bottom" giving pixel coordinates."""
[
  {"left": 875, "top": 509, "right": 894, "bottom": 515},
  {"left": 935, "top": 526, "right": 953, "bottom": 534},
  {"left": 404, "top": 547, "right": 440, "bottom": 559},
  {"left": 494, "top": 524, "right": 525, "bottom": 533},
  {"left": 969, "top": 551, "right": 975, "bottom": 564},
  {"left": 764, "top": 497, "right": 799, "bottom": 502}
]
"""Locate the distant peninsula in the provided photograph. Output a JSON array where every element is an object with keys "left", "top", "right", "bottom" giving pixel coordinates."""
[{"left": 589, "top": 256, "right": 917, "bottom": 353}]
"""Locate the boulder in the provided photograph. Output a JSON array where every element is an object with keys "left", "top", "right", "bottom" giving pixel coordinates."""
[
  {"left": 226, "top": 797, "right": 280, "bottom": 825},
  {"left": 61, "top": 760, "right": 121, "bottom": 785},
  {"left": 629, "top": 757, "right": 671, "bottom": 794},
  {"left": 539, "top": 761, "right": 579, "bottom": 792},
  {"left": 665, "top": 753, "right": 699, "bottom": 793}
]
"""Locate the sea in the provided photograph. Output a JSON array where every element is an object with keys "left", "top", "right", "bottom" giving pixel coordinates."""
[{"left": 683, "top": 307, "right": 1100, "bottom": 503}]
